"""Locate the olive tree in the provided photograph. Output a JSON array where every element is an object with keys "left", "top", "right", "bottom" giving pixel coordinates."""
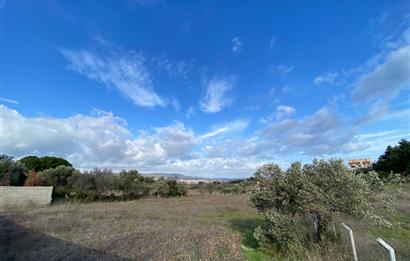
[{"left": 251, "top": 159, "right": 386, "bottom": 253}]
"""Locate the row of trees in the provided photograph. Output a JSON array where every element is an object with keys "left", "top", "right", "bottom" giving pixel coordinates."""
[
  {"left": 0, "top": 155, "right": 72, "bottom": 186},
  {"left": 0, "top": 156, "right": 187, "bottom": 201}
]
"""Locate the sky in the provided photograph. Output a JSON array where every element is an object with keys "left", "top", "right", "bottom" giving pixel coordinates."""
[{"left": 1, "top": 0, "right": 409, "bottom": 178}]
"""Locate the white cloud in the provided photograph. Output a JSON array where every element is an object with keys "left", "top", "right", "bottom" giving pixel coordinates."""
[
  {"left": 232, "top": 37, "right": 243, "bottom": 54},
  {"left": 0, "top": 97, "right": 19, "bottom": 104},
  {"left": 352, "top": 45, "right": 410, "bottom": 103},
  {"left": 276, "top": 64, "right": 293, "bottom": 75},
  {"left": 1, "top": 105, "right": 259, "bottom": 177},
  {"left": 261, "top": 106, "right": 353, "bottom": 155},
  {"left": 3, "top": 103, "right": 407, "bottom": 177},
  {"left": 186, "top": 107, "right": 195, "bottom": 119},
  {"left": 281, "top": 84, "right": 294, "bottom": 94},
  {"left": 1, "top": 104, "right": 198, "bottom": 168},
  {"left": 155, "top": 58, "right": 194, "bottom": 79},
  {"left": 268, "top": 37, "right": 276, "bottom": 49},
  {"left": 200, "top": 77, "right": 234, "bottom": 113},
  {"left": 259, "top": 105, "right": 296, "bottom": 124},
  {"left": 59, "top": 45, "right": 179, "bottom": 109},
  {"left": 275, "top": 105, "right": 296, "bottom": 119},
  {"left": 200, "top": 119, "right": 249, "bottom": 140},
  {"left": 313, "top": 72, "right": 338, "bottom": 85}
]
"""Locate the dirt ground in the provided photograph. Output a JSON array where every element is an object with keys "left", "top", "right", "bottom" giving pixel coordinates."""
[{"left": 0, "top": 194, "right": 257, "bottom": 261}]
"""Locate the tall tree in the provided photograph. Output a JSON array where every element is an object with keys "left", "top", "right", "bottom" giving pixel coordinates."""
[
  {"left": 18, "top": 156, "right": 40, "bottom": 171},
  {"left": 373, "top": 139, "right": 410, "bottom": 176}
]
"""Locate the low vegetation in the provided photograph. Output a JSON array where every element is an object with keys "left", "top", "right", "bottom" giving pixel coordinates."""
[
  {"left": 0, "top": 158, "right": 187, "bottom": 200},
  {"left": 0, "top": 139, "right": 409, "bottom": 260}
]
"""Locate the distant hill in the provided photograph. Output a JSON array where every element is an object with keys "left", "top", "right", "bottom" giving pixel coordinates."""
[{"left": 141, "top": 172, "right": 234, "bottom": 181}]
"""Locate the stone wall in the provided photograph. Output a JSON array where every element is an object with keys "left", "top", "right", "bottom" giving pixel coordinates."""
[{"left": 0, "top": 186, "right": 53, "bottom": 208}]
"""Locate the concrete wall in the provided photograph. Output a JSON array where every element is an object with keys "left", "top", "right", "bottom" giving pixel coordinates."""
[{"left": 0, "top": 186, "right": 53, "bottom": 208}]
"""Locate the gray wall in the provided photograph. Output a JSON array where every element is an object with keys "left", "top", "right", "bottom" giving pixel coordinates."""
[{"left": 0, "top": 186, "right": 53, "bottom": 208}]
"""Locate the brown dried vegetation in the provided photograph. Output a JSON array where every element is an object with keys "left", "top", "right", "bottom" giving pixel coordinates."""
[{"left": 0, "top": 194, "right": 253, "bottom": 260}]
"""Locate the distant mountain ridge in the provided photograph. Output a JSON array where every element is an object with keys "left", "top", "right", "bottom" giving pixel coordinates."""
[{"left": 141, "top": 172, "right": 233, "bottom": 181}]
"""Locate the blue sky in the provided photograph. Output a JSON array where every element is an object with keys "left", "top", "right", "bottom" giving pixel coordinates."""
[{"left": 1, "top": 0, "right": 409, "bottom": 178}]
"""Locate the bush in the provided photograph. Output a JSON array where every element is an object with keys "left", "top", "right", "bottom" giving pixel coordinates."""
[
  {"left": 251, "top": 159, "right": 387, "bottom": 253},
  {"left": 39, "top": 165, "right": 80, "bottom": 197},
  {"left": 71, "top": 169, "right": 118, "bottom": 200},
  {"left": 0, "top": 155, "right": 27, "bottom": 186},
  {"left": 151, "top": 178, "right": 170, "bottom": 197},
  {"left": 24, "top": 170, "right": 46, "bottom": 186},
  {"left": 166, "top": 180, "right": 187, "bottom": 197},
  {"left": 117, "top": 170, "right": 151, "bottom": 199},
  {"left": 254, "top": 210, "right": 305, "bottom": 254}
]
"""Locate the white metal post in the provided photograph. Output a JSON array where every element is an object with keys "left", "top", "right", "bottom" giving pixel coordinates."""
[
  {"left": 376, "top": 238, "right": 396, "bottom": 261},
  {"left": 341, "top": 223, "right": 358, "bottom": 261}
]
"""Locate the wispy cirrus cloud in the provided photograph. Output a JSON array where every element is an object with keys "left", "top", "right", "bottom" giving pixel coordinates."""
[
  {"left": 275, "top": 64, "right": 294, "bottom": 75},
  {"left": 59, "top": 41, "right": 182, "bottom": 109},
  {"left": 275, "top": 105, "right": 296, "bottom": 119},
  {"left": 60, "top": 48, "right": 166, "bottom": 108},
  {"left": 200, "top": 77, "right": 234, "bottom": 113},
  {"left": 186, "top": 107, "right": 194, "bottom": 119},
  {"left": 313, "top": 72, "right": 338, "bottom": 85},
  {"left": 232, "top": 37, "right": 243, "bottom": 54},
  {"left": 0, "top": 97, "right": 19, "bottom": 104},
  {"left": 200, "top": 119, "right": 249, "bottom": 140}
]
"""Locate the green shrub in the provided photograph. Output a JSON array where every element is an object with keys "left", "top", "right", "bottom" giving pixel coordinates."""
[
  {"left": 251, "top": 159, "right": 387, "bottom": 254},
  {"left": 0, "top": 155, "right": 27, "bottom": 186},
  {"left": 254, "top": 210, "right": 305, "bottom": 254},
  {"left": 166, "top": 180, "right": 187, "bottom": 197},
  {"left": 39, "top": 165, "right": 80, "bottom": 197}
]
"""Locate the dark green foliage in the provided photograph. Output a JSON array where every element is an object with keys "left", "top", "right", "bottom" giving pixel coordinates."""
[
  {"left": 19, "top": 156, "right": 72, "bottom": 172},
  {"left": 0, "top": 155, "right": 27, "bottom": 186},
  {"left": 4, "top": 153, "right": 187, "bottom": 201},
  {"left": 18, "top": 156, "right": 41, "bottom": 172},
  {"left": 166, "top": 179, "right": 187, "bottom": 197},
  {"left": 116, "top": 169, "right": 152, "bottom": 199},
  {"left": 39, "top": 166, "right": 80, "bottom": 197},
  {"left": 373, "top": 139, "right": 410, "bottom": 176},
  {"left": 254, "top": 210, "right": 305, "bottom": 254},
  {"left": 71, "top": 169, "right": 118, "bottom": 200}
]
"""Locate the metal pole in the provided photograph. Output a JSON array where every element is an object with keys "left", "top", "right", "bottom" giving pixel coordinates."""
[
  {"left": 376, "top": 238, "right": 396, "bottom": 261},
  {"left": 341, "top": 223, "right": 358, "bottom": 261}
]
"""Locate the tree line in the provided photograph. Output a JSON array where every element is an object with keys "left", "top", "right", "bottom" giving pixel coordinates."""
[{"left": 0, "top": 155, "right": 186, "bottom": 201}]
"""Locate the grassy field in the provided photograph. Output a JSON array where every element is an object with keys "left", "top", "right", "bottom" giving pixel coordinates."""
[
  {"left": 1, "top": 185, "right": 409, "bottom": 261},
  {"left": 0, "top": 194, "right": 257, "bottom": 260}
]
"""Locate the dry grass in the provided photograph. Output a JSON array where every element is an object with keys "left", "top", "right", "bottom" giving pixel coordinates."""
[
  {"left": 1, "top": 184, "right": 409, "bottom": 261},
  {"left": 0, "top": 194, "right": 256, "bottom": 261},
  {"left": 336, "top": 183, "right": 410, "bottom": 261}
]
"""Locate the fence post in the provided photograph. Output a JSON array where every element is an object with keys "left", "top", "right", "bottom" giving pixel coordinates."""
[
  {"left": 376, "top": 238, "right": 396, "bottom": 261},
  {"left": 341, "top": 223, "right": 358, "bottom": 261}
]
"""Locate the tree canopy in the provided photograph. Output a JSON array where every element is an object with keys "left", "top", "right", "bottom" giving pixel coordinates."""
[
  {"left": 373, "top": 139, "right": 410, "bottom": 176},
  {"left": 19, "top": 156, "right": 72, "bottom": 172}
]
